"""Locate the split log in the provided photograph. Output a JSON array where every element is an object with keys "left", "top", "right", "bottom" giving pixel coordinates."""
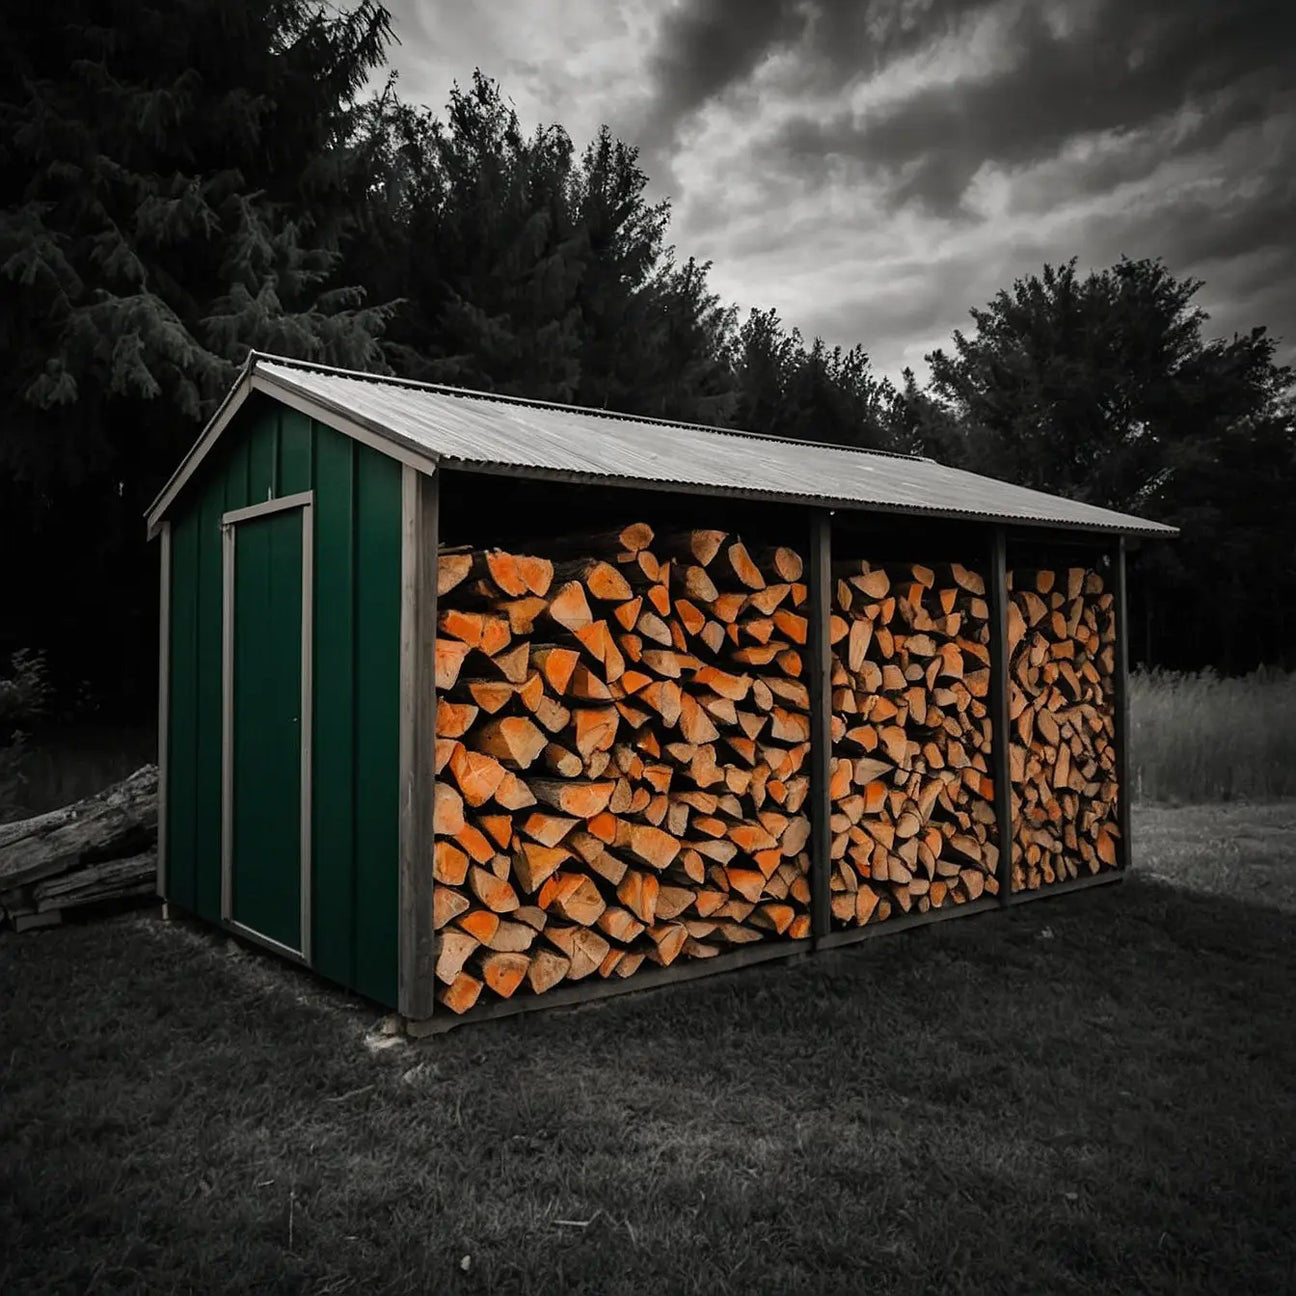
[{"left": 0, "top": 764, "right": 158, "bottom": 890}]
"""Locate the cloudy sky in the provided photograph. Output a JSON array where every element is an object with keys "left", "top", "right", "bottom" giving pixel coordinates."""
[{"left": 376, "top": 0, "right": 1295, "bottom": 381}]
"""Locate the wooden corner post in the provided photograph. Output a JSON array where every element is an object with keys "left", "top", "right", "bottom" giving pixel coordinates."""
[
  {"left": 1113, "top": 536, "right": 1132, "bottom": 871},
  {"left": 987, "top": 527, "right": 1015, "bottom": 903},
  {"left": 807, "top": 510, "right": 833, "bottom": 944},
  {"left": 398, "top": 464, "right": 440, "bottom": 1020}
]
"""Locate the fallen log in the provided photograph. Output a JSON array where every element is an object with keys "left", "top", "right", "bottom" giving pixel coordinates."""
[{"left": 0, "top": 765, "right": 157, "bottom": 893}]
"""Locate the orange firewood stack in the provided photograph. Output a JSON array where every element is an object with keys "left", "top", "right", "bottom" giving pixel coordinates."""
[
  {"left": 1007, "top": 567, "right": 1120, "bottom": 890},
  {"left": 826, "top": 558, "right": 1001, "bottom": 924},
  {"left": 431, "top": 525, "right": 813, "bottom": 1013}
]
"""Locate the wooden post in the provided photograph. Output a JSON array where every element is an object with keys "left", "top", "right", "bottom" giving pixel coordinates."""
[
  {"left": 1112, "top": 536, "right": 1132, "bottom": 871},
  {"left": 807, "top": 510, "right": 833, "bottom": 944},
  {"left": 397, "top": 465, "right": 440, "bottom": 1020},
  {"left": 987, "top": 527, "right": 1015, "bottom": 902}
]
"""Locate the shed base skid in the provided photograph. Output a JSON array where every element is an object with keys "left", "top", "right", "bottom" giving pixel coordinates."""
[
  {"left": 1005, "top": 868, "right": 1124, "bottom": 904},
  {"left": 404, "top": 869, "right": 1122, "bottom": 1035},
  {"left": 405, "top": 938, "right": 812, "bottom": 1036}
]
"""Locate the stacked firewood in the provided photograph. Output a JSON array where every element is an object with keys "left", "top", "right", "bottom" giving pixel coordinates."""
[
  {"left": 432, "top": 524, "right": 814, "bottom": 1014},
  {"left": 827, "top": 559, "right": 1001, "bottom": 924},
  {"left": 1007, "top": 567, "right": 1120, "bottom": 889}
]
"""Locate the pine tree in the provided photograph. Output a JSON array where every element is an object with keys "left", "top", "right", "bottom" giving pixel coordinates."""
[
  {"left": 374, "top": 74, "right": 586, "bottom": 401},
  {"left": 568, "top": 127, "right": 673, "bottom": 412},
  {"left": 0, "top": 0, "right": 397, "bottom": 709},
  {"left": 364, "top": 75, "right": 740, "bottom": 420},
  {"left": 730, "top": 309, "right": 893, "bottom": 447}
]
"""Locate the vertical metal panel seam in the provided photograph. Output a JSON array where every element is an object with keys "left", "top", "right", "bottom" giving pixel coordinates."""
[
  {"left": 988, "top": 528, "right": 1015, "bottom": 902},
  {"left": 347, "top": 434, "right": 360, "bottom": 989},
  {"left": 156, "top": 521, "right": 171, "bottom": 898},
  {"left": 300, "top": 500, "right": 315, "bottom": 963},
  {"left": 397, "top": 466, "right": 416, "bottom": 1011},
  {"left": 807, "top": 510, "right": 833, "bottom": 944},
  {"left": 220, "top": 521, "right": 235, "bottom": 920},
  {"left": 272, "top": 407, "right": 282, "bottom": 498}
]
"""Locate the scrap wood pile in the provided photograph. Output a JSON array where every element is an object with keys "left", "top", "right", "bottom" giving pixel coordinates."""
[
  {"left": 827, "top": 558, "right": 1000, "bottom": 925},
  {"left": 0, "top": 765, "right": 157, "bottom": 930},
  {"left": 1007, "top": 567, "right": 1120, "bottom": 890},
  {"left": 433, "top": 523, "right": 813, "bottom": 1013}
]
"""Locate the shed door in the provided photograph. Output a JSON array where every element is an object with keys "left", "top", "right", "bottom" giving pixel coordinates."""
[{"left": 221, "top": 493, "right": 313, "bottom": 959}]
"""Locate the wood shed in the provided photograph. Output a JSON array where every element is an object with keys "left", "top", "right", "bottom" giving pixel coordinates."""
[{"left": 145, "top": 352, "right": 1176, "bottom": 1030}]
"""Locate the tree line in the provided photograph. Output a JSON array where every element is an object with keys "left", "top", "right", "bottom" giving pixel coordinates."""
[{"left": 2, "top": 0, "right": 1292, "bottom": 721}]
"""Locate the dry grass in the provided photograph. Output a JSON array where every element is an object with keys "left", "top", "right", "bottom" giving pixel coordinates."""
[
  {"left": 1133, "top": 801, "right": 1296, "bottom": 912},
  {"left": 2, "top": 804, "right": 1295, "bottom": 1294},
  {"left": 1130, "top": 668, "right": 1296, "bottom": 804},
  {"left": 1, "top": 668, "right": 1290, "bottom": 826}
]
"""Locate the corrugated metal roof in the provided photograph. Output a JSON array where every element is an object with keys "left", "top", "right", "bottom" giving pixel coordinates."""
[{"left": 148, "top": 353, "right": 1179, "bottom": 536}]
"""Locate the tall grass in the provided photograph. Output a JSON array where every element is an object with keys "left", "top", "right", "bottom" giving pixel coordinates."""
[
  {"left": 2, "top": 671, "right": 1290, "bottom": 824},
  {"left": 1130, "top": 667, "right": 1296, "bottom": 803}
]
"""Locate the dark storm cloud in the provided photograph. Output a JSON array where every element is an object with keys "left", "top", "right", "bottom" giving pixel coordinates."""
[
  {"left": 642, "top": 0, "right": 1296, "bottom": 367},
  {"left": 799, "top": 247, "right": 1009, "bottom": 358},
  {"left": 642, "top": 0, "right": 990, "bottom": 142},
  {"left": 770, "top": 0, "right": 1295, "bottom": 217},
  {"left": 373, "top": 0, "right": 1295, "bottom": 372},
  {"left": 1164, "top": 170, "right": 1296, "bottom": 283},
  {"left": 640, "top": 0, "right": 806, "bottom": 145}
]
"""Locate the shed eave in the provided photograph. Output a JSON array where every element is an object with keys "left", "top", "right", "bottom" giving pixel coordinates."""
[
  {"left": 431, "top": 457, "right": 1179, "bottom": 538},
  {"left": 142, "top": 360, "right": 443, "bottom": 539},
  {"left": 253, "top": 354, "right": 1177, "bottom": 539},
  {"left": 144, "top": 353, "right": 1179, "bottom": 541}
]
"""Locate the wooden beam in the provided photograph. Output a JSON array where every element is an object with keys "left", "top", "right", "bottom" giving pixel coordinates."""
[
  {"left": 405, "top": 938, "right": 813, "bottom": 1037},
  {"left": 1004, "top": 870, "right": 1124, "bottom": 905},
  {"left": 814, "top": 895, "right": 1001, "bottom": 950},
  {"left": 397, "top": 466, "right": 440, "bottom": 1019},
  {"left": 1112, "top": 536, "right": 1132, "bottom": 872},
  {"left": 806, "top": 510, "right": 833, "bottom": 944},
  {"left": 987, "top": 527, "right": 1015, "bottom": 903}
]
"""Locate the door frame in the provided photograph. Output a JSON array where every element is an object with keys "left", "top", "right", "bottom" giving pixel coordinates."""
[{"left": 220, "top": 490, "right": 315, "bottom": 964}]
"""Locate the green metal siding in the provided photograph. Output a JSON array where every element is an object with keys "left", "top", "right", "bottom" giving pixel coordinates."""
[
  {"left": 164, "top": 399, "right": 403, "bottom": 1006},
  {"left": 311, "top": 428, "right": 358, "bottom": 989},
  {"left": 165, "top": 509, "right": 200, "bottom": 912},
  {"left": 193, "top": 476, "right": 227, "bottom": 921},
  {"left": 352, "top": 450, "right": 402, "bottom": 1006}
]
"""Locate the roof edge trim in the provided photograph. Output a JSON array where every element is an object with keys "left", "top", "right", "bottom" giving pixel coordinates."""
[
  {"left": 245, "top": 350, "right": 933, "bottom": 463},
  {"left": 144, "top": 357, "right": 255, "bottom": 538}
]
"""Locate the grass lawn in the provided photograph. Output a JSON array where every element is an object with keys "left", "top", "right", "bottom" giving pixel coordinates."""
[{"left": 2, "top": 806, "right": 1294, "bottom": 1295}]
